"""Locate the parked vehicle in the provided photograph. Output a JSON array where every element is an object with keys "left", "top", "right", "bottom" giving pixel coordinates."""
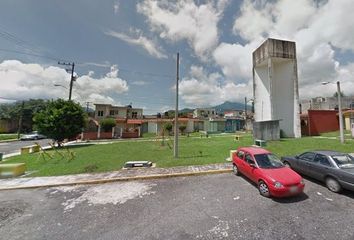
[
  {"left": 20, "top": 131, "right": 46, "bottom": 141},
  {"left": 281, "top": 151, "right": 354, "bottom": 193},
  {"left": 232, "top": 147, "right": 305, "bottom": 197}
]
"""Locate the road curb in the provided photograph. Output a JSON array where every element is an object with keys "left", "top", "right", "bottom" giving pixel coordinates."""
[{"left": 0, "top": 168, "right": 232, "bottom": 191}]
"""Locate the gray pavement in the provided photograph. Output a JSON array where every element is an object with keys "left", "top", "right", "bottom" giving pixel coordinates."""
[
  {"left": 0, "top": 139, "right": 50, "bottom": 155},
  {"left": 1, "top": 173, "right": 354, "bottom": 240}
]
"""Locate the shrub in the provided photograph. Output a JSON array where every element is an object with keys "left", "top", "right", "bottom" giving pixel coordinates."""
[{"left": 100, "top": 118, "right": 116, "bottom": 132}]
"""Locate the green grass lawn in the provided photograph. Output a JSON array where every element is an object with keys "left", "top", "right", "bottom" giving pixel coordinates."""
[
  {"left": 320, "top": 130, "right": 352, "bottom": 139},
  {"left": 3, "top": 131, "right": 354, "bottom": 177},
  {"left": 0, "top": 134, "right": 18, "bottom": 141}
]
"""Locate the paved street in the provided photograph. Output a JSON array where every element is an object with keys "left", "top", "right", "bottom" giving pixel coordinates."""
[
  {"left": 0, "top": 139, "right": 50, "bottom": 155},
  {"left": 1, "top": 173, "right": 354, "bottom": 240}
]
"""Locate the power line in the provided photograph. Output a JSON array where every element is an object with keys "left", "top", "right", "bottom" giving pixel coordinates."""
[
  {"left": 0, "top": 48, "right": 67, "bottom": 62},
  {"left": 0, "top": 25, "right": 63, "bottom": 62}
]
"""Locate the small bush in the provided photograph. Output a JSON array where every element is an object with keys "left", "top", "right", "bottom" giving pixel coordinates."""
[
  {"left": 100, "top": 118, "right": 116, "bottom": 132},
  {"left": 164, "top": 123, "right": 173, "bottom": 134}
]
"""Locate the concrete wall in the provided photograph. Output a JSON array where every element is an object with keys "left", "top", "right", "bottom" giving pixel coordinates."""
[
  {"left": 253, "top": 120, "right": 280, "bottom": 141},
  {"left": 272, "top": 59, "right": 296, "bottom": 136},
  {"left": 186, "top": 120, "right": 194, "bottom": 133}
]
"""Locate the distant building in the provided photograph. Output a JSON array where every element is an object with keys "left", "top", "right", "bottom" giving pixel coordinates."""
[
  {"left": 300, "top": 97, "right": 354, "bottom": 113},
  {"left": 193, "top": 108, "right": 216, "bottom": 119},
  {"left": 94, "top": 104, "right": 143, "bottom": 120},
  {"left": 224, "top": 110, "right": 244, "bottom": 118}
]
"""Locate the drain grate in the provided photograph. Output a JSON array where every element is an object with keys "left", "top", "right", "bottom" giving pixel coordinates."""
[{"left": 124, "top": 161, "right": 152, "bottom": 169}]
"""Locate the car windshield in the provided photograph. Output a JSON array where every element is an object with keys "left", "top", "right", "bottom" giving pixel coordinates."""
[
  {"left": 331, "top": 154, "right": 354, "bottom": 168},
  {"left": 254, "top": 154, "right": 284, "bottom": 169}
]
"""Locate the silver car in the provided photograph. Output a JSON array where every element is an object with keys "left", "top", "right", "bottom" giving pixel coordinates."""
[
  {"left": 20, "top": 131, "right": 46, "bottom": 141},
  {"left": 281, "top": 150, "right": 354, "bottom": 193}
]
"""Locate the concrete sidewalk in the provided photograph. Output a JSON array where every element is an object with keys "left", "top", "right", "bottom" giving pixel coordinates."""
[{"left": 0, "top": 163, "right": 232, "bottom": 190}]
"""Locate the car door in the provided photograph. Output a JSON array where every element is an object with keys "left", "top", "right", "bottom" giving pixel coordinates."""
[
  {"left": 243, "top": 153, "right": 257, "bottom": 182},
  {"left": 297, "top": 152, "right": 316, "bottom": 176},
  {"left": 235, "top": 150, "right": 246, "bottom": 174},
  {"left": 306, "top": 154, "right": 330, "bottom": 180}
]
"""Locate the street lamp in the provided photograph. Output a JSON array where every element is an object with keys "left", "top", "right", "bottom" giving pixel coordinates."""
[{"left": 322, "top": 81, "right": 344, "bottom": 143}]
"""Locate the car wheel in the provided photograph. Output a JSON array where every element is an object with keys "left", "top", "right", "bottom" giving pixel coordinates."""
[
  {"left": 232, "top": 164, "right": 240, "bottom": 176},
  {"left": 283, "top": 161, "right": 291, "bottom": 168},
  {"left": 258, "top": 180, "right": 270, "bottom": 197},
  {"left": 326, "top": 177, "right": 342, "bottom": 193}
]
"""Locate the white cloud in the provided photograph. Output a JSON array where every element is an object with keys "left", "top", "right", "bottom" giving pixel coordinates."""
[
  {"left": 131, "top": 80, "right": 148, "bottom": 86},
  {"left": 213, "top": 41, "right": 260, "bottom": 80},
  {"left": 0, "top": 60, "right": 129, "bottom": 104},
  {"left": 218, "top": 0, "right": 354, "bottom": 100},
  {"left": 179, "top": 66, "right": 252, "bottom": 107},
  {"left": 104, "top": 29, "right": 167, "bottom": 59},
  {"left": 137, "top": 0, "right": 229, "bottom": 60}
]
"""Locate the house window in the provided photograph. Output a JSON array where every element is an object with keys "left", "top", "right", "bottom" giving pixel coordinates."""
[
  {"left": 110, "top": 110, "right": 115, "bottom": 116},
  {"left": 132, "top": 112, "right": 138, "bottom": 119},
  {"left": 97, "top": 110, "right": 104, "bottom": 117},
  {"left": 115, "top": 110, "right": 119, "bottom": 115}
]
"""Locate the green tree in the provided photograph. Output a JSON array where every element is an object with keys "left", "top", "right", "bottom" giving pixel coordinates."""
[
  {"left": 0, "top": 99, "right": 49, "bottom": 132},
  {"left": 333, "top": 91, "right": 345, "bottom": 98},
  {"left": 100, "top": 118, "right": 116, "bottom": 132},
  {"left": 179, "top": 125, "right": 187, "bottom": 135},
  {"left": 33, "top": 99, "right": 86, "bottom": 145},
  {"left": 164, "top": 122, "right": 173, "bottom": 135}
]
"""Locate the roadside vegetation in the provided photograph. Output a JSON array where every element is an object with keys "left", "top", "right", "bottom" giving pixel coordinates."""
[
  {"left": 0, "top": 134, "right": 19, "bottom": 141},
  {"left": 2, "top": 131, "right": 354, "bottom": 177}
]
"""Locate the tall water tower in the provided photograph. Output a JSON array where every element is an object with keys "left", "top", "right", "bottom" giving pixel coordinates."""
[{"left": 252, "top": 38, "right": 301, "bottom": 138}]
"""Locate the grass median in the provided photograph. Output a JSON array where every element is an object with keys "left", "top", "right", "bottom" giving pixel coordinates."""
[
  {"left": 2, "top": 132, "right": 354, "bottom": 177},
  {"left": 0, "top": 134, "right": 18, "bottom": 141}
]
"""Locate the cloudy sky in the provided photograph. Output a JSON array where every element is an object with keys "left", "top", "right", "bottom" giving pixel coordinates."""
[{"left": 0, "top": 0, "right": 354, "bottom": 113}]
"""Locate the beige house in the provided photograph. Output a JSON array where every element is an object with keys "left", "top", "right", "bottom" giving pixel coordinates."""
[
  {"left": 94, "top": 104, "right": 143, "bottom": 120},
  {"left": 343, "top": 110, "right": 354, "bottom": 131},
  {"left": 193, "top": 108, "right": 216, "bottom": 119}
]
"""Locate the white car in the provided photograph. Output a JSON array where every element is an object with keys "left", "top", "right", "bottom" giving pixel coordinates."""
[{"left": 20, "top": 131, "right": 46, "bottom": 141}]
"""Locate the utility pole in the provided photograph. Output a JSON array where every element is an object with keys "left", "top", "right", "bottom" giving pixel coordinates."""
[
  {"left": 244, "top": 97, "right": 247, "bottom": 119},
  {"left": 174, "top": 53, "right": 179, "bottom": 158},
  {"left": 85, "top": 102, "right": 91, "bottom": 113},
  {"left": 337, "top": 81, "right": 345, "bottom": 144},
  {"left": 17, "top": 101, "right": 24, "bottom": 139},
  {"left": 58, "top": 61, "right": 75, "bottom": 100}
]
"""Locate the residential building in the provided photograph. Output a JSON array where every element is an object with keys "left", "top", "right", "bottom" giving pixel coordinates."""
[
  {"left": 300, "top": 96, "right": 354, "bottom": 113},
  {"left": 342, "top": 110, "right": 354, "bottom": 131},
  {"left": 193, "top": 108, "right": 216, "bottom": 119},
  {"left": 94, "top": 104, "right": 143, "bottom": 120}
]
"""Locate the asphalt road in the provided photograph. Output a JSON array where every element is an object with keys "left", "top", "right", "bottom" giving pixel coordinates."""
[
  {"left": 1, "top": 173, "right": 354, "bottom": 240},
  {"left": 0, "top": 139, "right": 50, "bottom": 155}
]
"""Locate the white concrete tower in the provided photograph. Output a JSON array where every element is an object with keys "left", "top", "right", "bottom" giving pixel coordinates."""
[{"left": 253, "top": 38, "right": 301, "bottom": 138}]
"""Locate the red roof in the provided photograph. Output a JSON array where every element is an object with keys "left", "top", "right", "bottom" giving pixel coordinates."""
[{"left": 127, "top": 119, "right": 143, "bottom": 124}]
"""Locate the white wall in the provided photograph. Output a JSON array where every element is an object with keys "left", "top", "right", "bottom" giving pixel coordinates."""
[
  {"left": 254, "top": 58, "right": 300, "bottom": 138},
  {"left": 254, "top": 64, "right": 272, "bottom": 121},
  {"left": 272, "top": 59, "right": 295, "bottom": 137}
]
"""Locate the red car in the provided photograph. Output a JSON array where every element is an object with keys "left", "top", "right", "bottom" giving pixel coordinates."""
[{"left": 232, "top": 147, "right": 305, "bottom": 198}]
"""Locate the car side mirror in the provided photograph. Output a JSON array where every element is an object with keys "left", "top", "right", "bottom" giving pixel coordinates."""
[
  {"left": 250, "top": 163, "right": 257, "bottom": 168},
  {"left": 295, "top": 155, "right": 299, "bottom": 159}
]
